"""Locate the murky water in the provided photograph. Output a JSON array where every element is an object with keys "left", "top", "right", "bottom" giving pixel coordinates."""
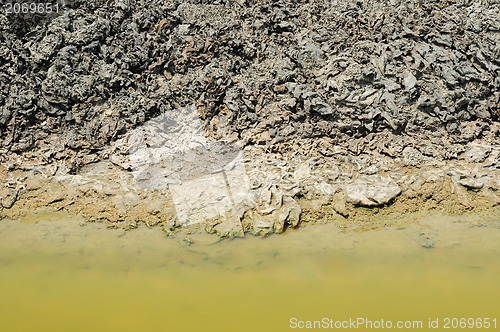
[{"left": 0, "top": 211, "right": 499, "bottom": 331}]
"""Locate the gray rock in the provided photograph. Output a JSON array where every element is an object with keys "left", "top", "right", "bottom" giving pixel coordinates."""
[
  {"left": 332, "top": 192, "right": 349, "bottom": 217},
  {"left": 457, "top": 178, "right": 484, "bottom": 191},
  {"left": 250, "top": 187, "right": 301, "bottom": 235},
  {"left": 403, "top": 70, "right": 417, "bottom": 90},
  {"left": 345, "top": 176, "right": 401, "bottom": 207},
  {"left": 462, "top": 144, "right": 491, "bottom": 163},
  {"left": 403, "top": 147, "right": 429, "bottom": 166},
  {"left": 210, "top": 210, "right": 245, "bottom": 238}
]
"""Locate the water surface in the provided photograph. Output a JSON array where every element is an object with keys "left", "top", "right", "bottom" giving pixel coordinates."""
[{"left": 0, "top": 211, "right": 499, "bottom": 331}]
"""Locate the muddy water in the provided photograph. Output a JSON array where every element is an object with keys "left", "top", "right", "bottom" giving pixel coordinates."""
[{"left": 0, "top": 212, "right": 499, "bottom": 332}]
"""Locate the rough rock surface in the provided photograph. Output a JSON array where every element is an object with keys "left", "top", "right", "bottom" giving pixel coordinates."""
[
  {"left": 345, "top": 176, "right": 401, "bottom": 207},
  {"left": 1, "top": 0, "right": 498, "bottom": 168},
  {"left": 1, "top": 0, "right": 499, "bottom": 236},
  {"left": 1, "top": 142, "right": 498, "bottom": 237}
]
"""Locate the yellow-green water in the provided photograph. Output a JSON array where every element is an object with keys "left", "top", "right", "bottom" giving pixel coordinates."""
[{"left": 0, "top": 212, "right": 499, "bottom": 332}]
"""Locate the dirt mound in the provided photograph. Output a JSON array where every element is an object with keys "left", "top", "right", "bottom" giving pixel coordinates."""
[{"left": 0, "top": 0, "right": 498, "bottom": 169}]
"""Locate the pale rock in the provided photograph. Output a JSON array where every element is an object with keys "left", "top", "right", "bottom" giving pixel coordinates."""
[
  {"left": 294, "top": 164, "right": 311, "bottom": 181},
  {"left": 345, "top": 176, "right": 401, "bottom": 206}
]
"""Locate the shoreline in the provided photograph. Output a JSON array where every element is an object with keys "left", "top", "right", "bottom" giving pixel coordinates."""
[
  {"left": 1, "top": 141, "right": 498, "bottom": 237},
  {"left": 1, "top": 208, "right": 499, "bottom": 332}
]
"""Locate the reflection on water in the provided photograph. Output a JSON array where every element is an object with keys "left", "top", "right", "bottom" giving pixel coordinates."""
[{"left": 0, "top": 212, "right": 499, "bottom": 332}]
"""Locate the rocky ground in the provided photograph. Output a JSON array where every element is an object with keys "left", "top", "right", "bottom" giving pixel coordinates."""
[
  {"left": 0, "top": 0, "right": 499, "bottom": 236},
  {"left": 1, "top": 140, "right": 499, "bottom": 237}
]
